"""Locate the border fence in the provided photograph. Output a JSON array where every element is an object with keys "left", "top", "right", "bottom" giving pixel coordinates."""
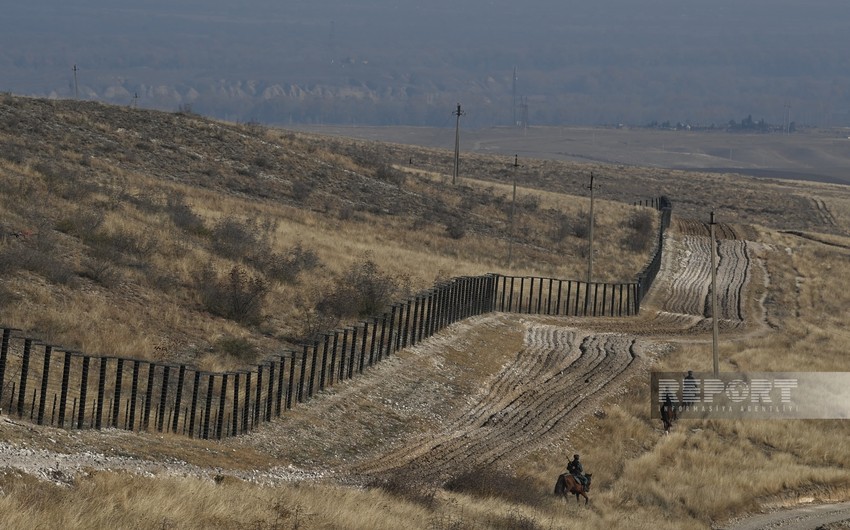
[{"left": 0, "top": 198, "right": 671, "bottom": 439}]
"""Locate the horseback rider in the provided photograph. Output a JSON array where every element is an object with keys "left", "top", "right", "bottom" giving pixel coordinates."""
[
  {"left": 661, "top": 393, "right": 676, "bottom": 433},
  {"left": 566, "top": 454, "right": 589, "bottom": 490}
]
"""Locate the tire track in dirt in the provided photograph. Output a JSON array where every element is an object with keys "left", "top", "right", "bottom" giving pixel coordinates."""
[
  {"left": 812, "top": 197, "right": 837, "bottom": 227},
  {"left": 348, "top": 326, "right": 641, "bottom": 485},
  {"left": 657, "top": 233, "right": 752, "bottom": 331}
]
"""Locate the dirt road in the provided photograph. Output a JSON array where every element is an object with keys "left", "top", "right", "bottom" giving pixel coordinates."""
[{"left": 721, "top": 501, "right": 850, "bottom": 529}]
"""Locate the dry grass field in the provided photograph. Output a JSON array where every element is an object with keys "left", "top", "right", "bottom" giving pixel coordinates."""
[{"left": 1, "top": 95, "right": 850, "bottom": 529}]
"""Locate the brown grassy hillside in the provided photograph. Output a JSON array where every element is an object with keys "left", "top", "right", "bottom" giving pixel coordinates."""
[
  {"left": 2, "top": 95, "right": 850, "bottom": 529},
  {"left": 0, "top": 95, "right": 656, "bottom": 368}
]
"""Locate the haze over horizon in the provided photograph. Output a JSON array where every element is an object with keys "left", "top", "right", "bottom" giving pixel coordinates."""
[{"left": 3, "top": 0, "right": 850, "bottom": 128}]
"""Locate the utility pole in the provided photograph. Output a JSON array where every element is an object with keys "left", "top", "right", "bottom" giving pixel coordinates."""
[
  {"left": 710, "top": 211, "right": 719, "bottom": 375},
  {"left": 784, "top": 103, "right": 791, "bottom": 134},
  {"left": 512, "top": 67, "right": 517, "bottom": 126},
  {"left": 452, "top": 103, "right": 464, "bottom": 185},
  {"left": 73, "top": 64, "right": 79, "bottom": 100},
  {"left": 508, "top": 154, "right": 520, "bottom": 268},
  {"left": 587, "top": 172, "right": 597, "bottom": 283}
]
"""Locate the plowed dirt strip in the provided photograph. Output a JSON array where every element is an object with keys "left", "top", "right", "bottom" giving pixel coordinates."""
[
  {"left": 662, "top": 235, "right": 712, "bottom": 317},
  {"left": 656, "top": 234, "right": 752, "bottom": 330},
  {"left": 349, "top": 325, "right": 641, "bottom": 485},
  {"left": 717, "top": 239, "right": 750, "bottom": 323}
]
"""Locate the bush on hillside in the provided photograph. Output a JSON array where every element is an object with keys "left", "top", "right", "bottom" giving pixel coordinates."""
[
  {"left": 315, "top": 256, "right": 409, "bottom": 319},
  {"left": 622, "top": 209, "right": 655, "bottom": 252},
  {"left": 194, "top": 263, "right": 268, "bottom": 326}
]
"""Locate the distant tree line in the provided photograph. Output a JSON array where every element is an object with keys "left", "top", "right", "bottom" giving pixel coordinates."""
[{"left": 643, "top": 114, "right": 796, "bottom": 133}]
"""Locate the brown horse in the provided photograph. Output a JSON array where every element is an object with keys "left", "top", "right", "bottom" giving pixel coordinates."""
[
  {"left": 554, "top": 473, "right": 593, "bottom": 504},
  {"left": 661, "top": 395, "right": 678, "bottom": 434}
]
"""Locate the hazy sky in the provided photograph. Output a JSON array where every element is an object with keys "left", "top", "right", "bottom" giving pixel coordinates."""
[{"left": 4, "top": 1, "right": 850, "bottom": 126}]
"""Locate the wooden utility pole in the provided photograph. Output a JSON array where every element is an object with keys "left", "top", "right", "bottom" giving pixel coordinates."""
[
  {"left": 512, "top": 67, "right": 517, "bottom": 126},
  {"left": 508, "top": 154, "right": 519, "bottom": 268},
  {"left": 587, "top": 172, "right": 596, "bottom": 283},
  {"left": 452, "top": 103, "right": 464, "bottom": 185},
  {"left": 73, "top": 65, "right": 79, "bottom": 100},
  {"left": 710, "top": 211, "right": 719, "bottom": 375}
]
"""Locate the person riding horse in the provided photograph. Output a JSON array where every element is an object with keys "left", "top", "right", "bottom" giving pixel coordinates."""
[
  {"left": 661, "top": 393, "right": 677, "bottom": 433},
  {"left": 566, "top": 454, "right": 589, "bottom": 490}
]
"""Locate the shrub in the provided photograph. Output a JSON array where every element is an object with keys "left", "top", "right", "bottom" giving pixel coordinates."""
[
  {"left": 55, "top": 207, "right": 105, "bottom": 239},
  {"left": 209, "top": 217, "right": 265, "bottom": 261},
  {"left": 253, "top": 242, "right": 320, "bottom": 284},
  {"left": 0, "top": 236, "right": 74, "bottom": 286},
  {"left": 572, "top": 210, "right": 590, "bottom": 239},
  {"left": 79, "top": 255, "right": 120, "bottom": 286},
  {"left": 315, "top": 256, "right": 407, "bottom": 319},
  {"left": 195, "top": 263, "right": 268, "bottom": 326},
  {"left": 517, "top": 193, "right": 540, "bottom": 212},
  {"left": 291, "top": 179, "right": 314, "bottom": 201},
  {"left": 551, "top": 212, "right": 572, "bottom": 243},
  {"left": 214, "top": 336, "right": 257, "bottom": 364},
  {"left": 166, "top": 195, "right": 207, "bottom": 235},
  {"left": 444, "top": 467, "right": 543, "bottom": 508},
  {"left": 374, "top": 164, "right": 405, "bottom": 186},
  {"left": 368, "top": 475, "right": 437, "bottom": 509},
  {"left": 623, "top": 209, "right": 656, "bottom": 252},
  {"left": 445, "top": 218, "right": 466, "bottom": 239}
]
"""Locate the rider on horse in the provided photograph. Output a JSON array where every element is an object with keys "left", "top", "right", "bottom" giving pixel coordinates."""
[{"left": 566, "top": 454, "right": 589, "bottom": 490}]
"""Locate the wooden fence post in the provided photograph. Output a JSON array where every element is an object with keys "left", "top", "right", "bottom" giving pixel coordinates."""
[
  {"left": 265, "top": 362, "right": 274, "bottom": 421},
  {"left": 37, "top": 345, "right": 52, "bottom": 425},
  {"left": 172, "top": 365, "right": 185, "bottom": 433},
  {"left": 348, "top": 327, "right": 357, "bottom": 378},
  {"left": 0, "top": 328, "right": 10, "bottom": 405},
  {"left": 255, "top": 364, "right": 263, "bottom": 423},
  {"left": 370, "top": 318, "right": 379, "bottom": 365},
  {"left": 189, "top": 370, "right": 201, "bottom": 438},
  {"left": 359, "top": 324, "right": 368, "bottom": 374},
  {"left": 95, "top": 356, "right": 108, "bottom": 429},
  {"left": 308, "top": 340, "right": 319, "bottom": 397},
  {"left": 142, "top": 362, "right": 156, "bottom": 431},
  {"left": 157, "top": 365, "right": 170, "bottom": 432},
  {"left": 77, "top": 356, "right": 91, "bottom": 429},
  {"left": 217, "top": 373, "right": 228, "bottom": 440},
  {"left": 16, "top": 338, "right": 32, "bottom": 418},
  {"left": 112, "top": 358, "right": 124, "bottom": 428},
  {"left": 286, "top": 356, "right": 296, "bottom": 410},
  {"left": 58, "top": 351, "right": 72, "bottom": 428},
  {"left": 203, "top": 373, "right": 214, "bottom": 440},
  {"left": 330, "top": 332, "right": 340, "bottom": 384},
  {"left": 320, "top": 334, "right": 330, "bottom": 390},
  {"left": 275, "top": 357, "right": 285, "bottom": 416},
  {"left": 231, "top": 371, "right": 240, "bottom": 436},
  {"left": 298, "top": 344, "right": 307, "bottom": 401},
  {"left": 242, "top": 371, "right": 251, "bottom": 432}
]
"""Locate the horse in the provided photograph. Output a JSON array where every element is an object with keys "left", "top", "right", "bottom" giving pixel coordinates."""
[
  {"left": 554, "top": 473, "right": 593, "bottom": 505},
  {"left": 661, "top": 396, "right": 677, "bottom": 434}
]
